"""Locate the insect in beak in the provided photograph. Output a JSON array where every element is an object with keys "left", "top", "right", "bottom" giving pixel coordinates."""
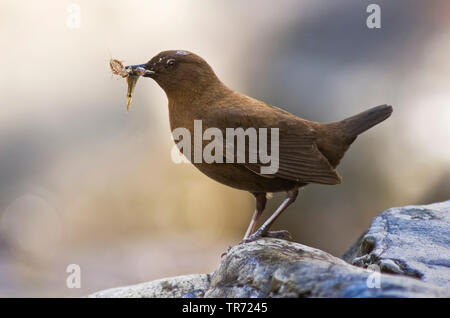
[{"left": 110, "top": 60, "right": 154, "bottom": 111}]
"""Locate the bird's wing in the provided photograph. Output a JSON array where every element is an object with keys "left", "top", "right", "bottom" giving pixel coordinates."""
[{"left": 203, "top": 101, "right": 342, "bottom": 185}]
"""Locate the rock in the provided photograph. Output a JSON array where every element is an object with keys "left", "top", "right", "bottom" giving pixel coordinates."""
[
  {"left": 350, "top": 200, "right": 450, "bottom": 289},
  {"left": 89, "top": 238, "right": 449, "bottom": 298},
  {"left": 341, "top": 230, "right": 367, "bottom": 263},
  {"left": 89, "top": 200, "right": 450, "bottom": 298},
  {"left": 89, "top": 274, "right": 210, "bottom": 298},
  {"left": 204, "top": 239, "right": 448, "bottom": 297}
]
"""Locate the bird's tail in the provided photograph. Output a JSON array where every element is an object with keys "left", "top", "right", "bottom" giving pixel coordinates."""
[{"left": 341, "top": 104, "right": 393, "bottom": 138}]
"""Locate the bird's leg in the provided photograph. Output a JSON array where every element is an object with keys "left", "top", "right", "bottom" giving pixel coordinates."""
[
  {"left": 221, "top": 193, "right": 266, "bottom": 258},
  {"left": 243, "top": 193, "right": 267, "bottom": 239},
  {"left": 241, "top": 187, "right": 299, "bottom": 244}
]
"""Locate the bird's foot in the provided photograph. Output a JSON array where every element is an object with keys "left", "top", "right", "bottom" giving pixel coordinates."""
[
  {"left": 263, "top": 230, "right": 292, "bottom": 241},
  {"left": 240, "top": 228, "right": 265, "bottom": 244},
  {"left": 240, "top": 229, "right": 292, "bottom": 245}
]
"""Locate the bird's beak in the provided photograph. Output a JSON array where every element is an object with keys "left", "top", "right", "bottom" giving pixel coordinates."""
[
  {"left": 125, "top": 64, "right": 155, "bottom": 77},
  {"left": 121, "top": 64, "right": 155, "bottom": 111}
]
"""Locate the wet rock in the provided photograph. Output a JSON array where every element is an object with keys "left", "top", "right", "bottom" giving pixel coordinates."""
[
  {"left": 89, "top": 238, "right": 449, "bottom": 298},
  {"left": 350, "top": 200, "right": 450, "bottom": 288},
  {"left": 89, "top": 274, "right": 210, "bottom": 298},
  {"left": 204, "top": 239, "right": 448, "bottom": 297},
  {"left": 89, "top": 200, "right": 450, "bottom": 298}
]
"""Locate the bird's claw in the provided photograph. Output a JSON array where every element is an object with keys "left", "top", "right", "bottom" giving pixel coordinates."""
[
  {"left": 223, "top": 229, "right": 293, "bottom": 257},
  {"left": 263, "top": 230, "right": 293, "bottom": 241},
  {"left": 240, "top": 228, "right": 266, "bottom": 244},
  {"left": 240, "top": 229, "right": 292, "bottom": 245}
]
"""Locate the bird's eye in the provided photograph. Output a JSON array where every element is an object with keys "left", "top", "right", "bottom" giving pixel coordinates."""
[{"left": 167, "top": 59, "right": 175, "bottom": 66}]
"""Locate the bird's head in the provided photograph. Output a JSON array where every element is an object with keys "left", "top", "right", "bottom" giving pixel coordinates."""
[{"left": 126, "top": 50, "right": 220, "bottom": 98}]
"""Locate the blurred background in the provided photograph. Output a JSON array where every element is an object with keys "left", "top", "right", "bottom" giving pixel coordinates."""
[{"left": 0, "top": 0, "right": 449, "bottom": 297}]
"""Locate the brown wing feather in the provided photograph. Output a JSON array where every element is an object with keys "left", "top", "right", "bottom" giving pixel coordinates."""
[{"left": 204, "top": 97, "right": 342, "bottom": 185}]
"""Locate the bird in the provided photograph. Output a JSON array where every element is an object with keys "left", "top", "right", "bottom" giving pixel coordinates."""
[{"left": 124, "top": 50, "right": 393, "bottom": 243}]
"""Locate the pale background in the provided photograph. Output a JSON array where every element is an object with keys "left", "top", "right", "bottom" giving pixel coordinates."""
[{"left": 0, "top": 0, "right": 449, "bottom": 296}]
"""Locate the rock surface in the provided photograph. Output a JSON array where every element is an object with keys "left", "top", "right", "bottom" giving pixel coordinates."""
[
  {"left": 89, "top": 200, "right": 450, "bottom": 298},
  {"left": 350, "top": 200, "right": 450, "bottom": 288},
  {"left": 204, "top": 239, "right": 448, "bottom": 297},
  {"left": 88, "top": 274, "right": 210, "bottom": 298}
]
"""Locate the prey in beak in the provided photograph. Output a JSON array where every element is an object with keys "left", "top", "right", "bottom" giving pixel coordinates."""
[
  {"left": 109, "top": 59, "right": 154, "bottom": 111},
  {"left": 125, "top": 64, "right": 155, "bottom": 77}
]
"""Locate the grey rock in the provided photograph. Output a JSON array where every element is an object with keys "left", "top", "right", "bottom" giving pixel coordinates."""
[
  {"left": 341, "top": 231, "right": 367, "bottom": 263},
  {"left": 89, "top": 239, "right": 448, "bottom": 298},
  {"left": 88, "top": 274, "right": 210, "bottom": 298},
  {"left": 351, "top": 200, "right": 450, "bottom": 289},
  {"left": 204, "top": 239, "right": 449, "bottom": 297},
  {"left": 88, "top": 239, "right": 449, "bottom": 298},
  {"left": 89, "top": 200, "right": 450, "bottom": 298}
]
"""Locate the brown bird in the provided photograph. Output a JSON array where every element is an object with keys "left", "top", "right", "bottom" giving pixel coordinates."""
[{"left": 125, "top": 50, "right": 393, "bottom": 243}]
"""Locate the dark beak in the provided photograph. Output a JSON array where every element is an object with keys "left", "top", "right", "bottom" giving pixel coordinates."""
[{"left": 125, "top": 64, "right": 155, "bottom": 77}]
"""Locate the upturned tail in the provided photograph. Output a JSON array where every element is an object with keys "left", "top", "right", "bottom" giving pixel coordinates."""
[{"left": 341, "top": 104, "right": 393, "bottom": 138}]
